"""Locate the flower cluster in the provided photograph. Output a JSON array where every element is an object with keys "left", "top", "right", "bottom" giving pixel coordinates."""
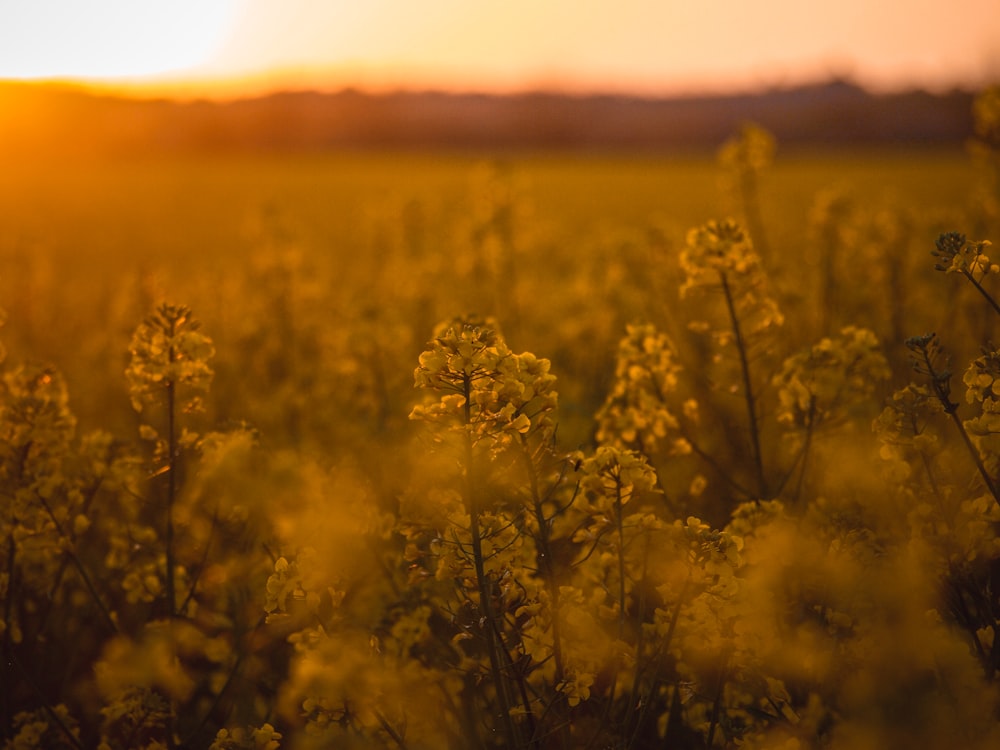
[
  {"left": 681, "top": 220, "right": 758, "bottom": 291},
  {"left": 932, "top": 232, "right": 997, "bottom": 280},
  {"left": 595, "top": 322, "right": 691, "bottom": 454},
  {"left": 773, "top": 326, "right": 891, "bottom": 431},
  {"left": 963, "top": 347, "right": 1000, "bottom": 467},
  {"left": 410, "top": 316, "right": 558, "bottom": 450},
  {"left": 575, "top": 445, "right": 660, "bottom": 513},
  {"left": 872, "top": 384, "right": 946, "bottom": 483},
  {"left": 125, "top": 302, "right": 215, "bottom": 415},
  {"left": 680, "top": 219, "right": 784, "bottom": 344}
]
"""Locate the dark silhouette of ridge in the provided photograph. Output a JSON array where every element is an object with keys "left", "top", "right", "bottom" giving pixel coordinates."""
[{"left": 0, "top": 78, "right": 977, "bottom": 159}]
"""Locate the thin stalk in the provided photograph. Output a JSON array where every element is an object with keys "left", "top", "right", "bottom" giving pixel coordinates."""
[
  {"left": 628, "top": 578, "right": 692, "bottom": 748},
  {"left": 586, "top": 474, "right": 628, "bottom": 750},
  {"left": 790, "top": 398, "right": 817, "bottom": 505},
  {"left": 679, "top": 427, "right": 756, "bottom": 500},
  {"left": 705, "top": 655, "right": 730, "bottom": 749},
  {"left": 39, "top": 479, "right": 104, "bottom": 635},
  {"left": 165, "top": 346, "right": 177, "bottom": 618},
  {"left": 517, "top": 436, "right": 568, "bottom": 749},
  {"left": 462, "top": 374, "right": 521, "bottom": 749},
  {"left": 961, "top": 268, "right": 1000, "bottom": 319},
  {"left": 771, "top": 426, "right": 810, "bottom": 499},
  {"left": 946, "top": 576, "right": 990, "bottom": 675},
  {"left": 374, "top": 708, "right": 411, "bottom": 750},
  {"left": 178, "top": 505, "right": 220, "bottom": 615},
  {"left": 621, "top": 531, "right": 651, "bottom": 747},
  {"left": 518, "top": 437, "right": 564, "bottom": 682},
  {"left": 919, "top": 449, "right": 945, "bottom": 505},
  {"left": 35, "top": 491, "right": 118, "bottom": 634},
  {"left": 719, "top": 271, "right": 767, "bottom": 497},
  {"left": 647, "top": 375, "right": 755, "bottom": 500},
  {"left": 614, "top": 480, "right": 628, "bottom": 642},
  {"left": 164, "top": 323, "right": 179, "bottom": 750},
  {"left": 917, "top": 344, "right": 1000, "bottom": 506},
  {"left": 9, "top": 650, "right": 86, "bottom": 750},
  {"left": 947, "top": 406, "right": 999, "bottom": 505},
  {"left": 494, "top": 624, "right": 540, "bottom": 748},
  {"left": 185, "top": 614, "right": 266, "bottom": 745}
]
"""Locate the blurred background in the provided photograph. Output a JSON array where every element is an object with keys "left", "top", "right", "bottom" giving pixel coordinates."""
[
  {"left": 1, "top": 0, "right": 998, "bottom": 155},
  {"left": 5, "top": 0, "right": 999, "bottom": 94}
]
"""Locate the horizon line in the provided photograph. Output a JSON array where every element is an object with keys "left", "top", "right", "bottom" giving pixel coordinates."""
[{"left": 0, "top": 69, "right": 988, "bottom": 104}]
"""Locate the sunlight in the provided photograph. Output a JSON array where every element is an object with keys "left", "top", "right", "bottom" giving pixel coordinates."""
[{"left": 0, "top": 0, "right": 239, "bottom": 80}]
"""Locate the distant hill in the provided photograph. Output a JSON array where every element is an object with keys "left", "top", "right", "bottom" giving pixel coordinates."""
[{"left": 0, "top": 79, "right": 977, "bottom": 158}]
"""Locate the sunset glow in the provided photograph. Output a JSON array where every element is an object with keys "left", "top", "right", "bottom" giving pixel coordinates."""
[
  {"left": 1, "top": 0, "right": 998, "bottom": 96},
  {"left": 0, "top": 0, "right": 238, "bottom": 81}
]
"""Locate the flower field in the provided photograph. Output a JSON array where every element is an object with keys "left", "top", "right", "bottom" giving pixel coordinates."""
[{"left": 1, "top": 88, "right": 1000, "bottom": 749}]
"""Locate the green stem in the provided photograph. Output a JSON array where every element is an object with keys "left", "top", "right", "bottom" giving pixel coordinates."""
[
  {"left": 946, "top": 406, "right": 1000, "bottom": 506},
  {"left": 178, "top": 505, "right": 220, "bottom": 615},
  {"left": 518, "top": 435, "right": 565, "bottom": 684},
  {"left": 164, "top": 319, "right": 180, "bottom": 750},
  {"left": 614, "top": 479, "right": 627, "bottom": 642},
  {"left": 462, "top": 374, "right": 521, "bottom": 749},
  {"left": 639, "top": 578, "right": 692, "bottom": 748},
  {"left": 621, "top": 531, "right": 651, "bottom": 747},
  {"left": 647, "top": 376, "right": 754, "bottom": 500},
  {"left": 39, "top": 479, "right": 104, "bottom": 635},
  {"left": 719, "top": 271, "right": 767, "bottom": 497},
  {"left": 374, "top": 708, "right": 410, "bottom": 750},
  {"left": 495, "top": 622, "right": 540, "bottom": 747},
  {"left": 962, "top": 268, "right": 1000, "bottom": 319},
  {"left": 679, "top": 427, "right": 755, "bottom": 500},
  {"left": 165, "top": 362, "right": 177, "bottom": 618},
  {"left": 919, "top": 345, "right": 1000, "bottom": 506},
  {"left": 34, "top": 492, "right": 118, "bottom": 634},
  {"left": 791, "top": 398, "right": 816, "bottom": 505},
  {"left": 517, "top": 436, "right": 569, "bottom": 749},
  {"left": 706, "top": 654, "right": 730, "bottom": 749}
]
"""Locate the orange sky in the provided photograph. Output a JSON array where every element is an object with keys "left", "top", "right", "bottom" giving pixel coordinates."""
[{"left": 2, "top": 0, "right": 998, "bottom": 97}]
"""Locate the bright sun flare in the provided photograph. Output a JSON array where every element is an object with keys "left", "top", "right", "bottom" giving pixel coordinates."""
[{"left": 0, "top": 0, "right": 238, "bottom": 80}]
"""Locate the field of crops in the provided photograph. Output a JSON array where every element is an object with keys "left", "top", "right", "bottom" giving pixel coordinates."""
[{"left": 2, "top": 88, "right": 1000, "bottom": 749}]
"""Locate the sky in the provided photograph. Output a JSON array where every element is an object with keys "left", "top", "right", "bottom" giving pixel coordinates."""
[{"left": 1, "top": 0, "right": 998, "bottom": 97}]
